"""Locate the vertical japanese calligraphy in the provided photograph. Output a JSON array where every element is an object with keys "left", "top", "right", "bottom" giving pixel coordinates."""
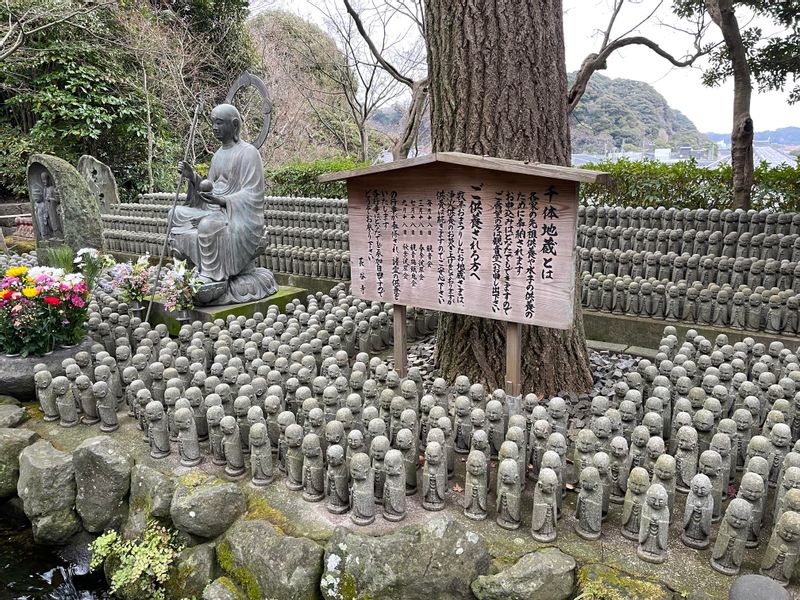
[{"left": 347, "top": 166, "right": 578, "bottom": 330}]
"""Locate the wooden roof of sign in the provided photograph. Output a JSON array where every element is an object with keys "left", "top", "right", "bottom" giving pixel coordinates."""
[{"left": 318, "top": 151, "right": 610, "bottom": 185}]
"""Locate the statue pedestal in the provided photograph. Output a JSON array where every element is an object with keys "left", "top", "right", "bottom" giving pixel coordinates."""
[{"left": 147, "top": 285, "right": 307, "bottom": 335}]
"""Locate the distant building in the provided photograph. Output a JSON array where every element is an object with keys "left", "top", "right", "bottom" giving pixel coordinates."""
[
  {"left": 654, "top": 148, "right": 671, "bottom": 161},
  {"left": 709, "top": 145, "right": 797, "bottom": 169}
]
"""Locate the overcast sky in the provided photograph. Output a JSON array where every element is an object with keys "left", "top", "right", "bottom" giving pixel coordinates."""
[{"left": 257, "top": 0, "right": 798, "bottom": 134}]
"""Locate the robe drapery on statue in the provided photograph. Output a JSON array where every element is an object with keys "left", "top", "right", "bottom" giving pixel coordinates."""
[{"left": 168, "top": 138, "right": 277, "bottom": 305}]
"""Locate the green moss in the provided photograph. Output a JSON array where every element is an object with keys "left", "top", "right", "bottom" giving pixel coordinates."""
[
  {"left": 218, "top": 576, "right": 246, "bottom": 600},
  {"left": 179, "top": 471, "right": 217, "bottom": 489},
  {"left": 337, "top": 571, "right": 358, "bottom": 600},
  {"left": 577, "top": 564, "right": 671, "bottom": 600},
  {"left": 216, "top": 541, "right": 262, "bottom": 600},
  {"left": 243, "top": 492, "right": 296, "bottom": 536}
]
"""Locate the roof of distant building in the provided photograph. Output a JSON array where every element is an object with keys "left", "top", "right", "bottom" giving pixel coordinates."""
[{"left": 709, "top": 145, "right": 796, "bottom": 169}]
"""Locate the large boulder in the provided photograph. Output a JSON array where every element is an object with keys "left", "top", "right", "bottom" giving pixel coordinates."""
[
  {"left": 218, "top": 519, "right": 324, "bottom": 600},
  {"left": 73, "top": 436, "right": 133, "bottom": 532},
  {"left": 170, "top": 474, "right": 246, "bottom": 539},
  {"left": 125, "top": 464, "right": 175, "bottom": 539},
  {"left": 17, "top": 440, "right": 81, "bottom": 544},
  {"left": 0, "top": 404, "right": 27, "bottom": 428},
  {"left": 0, "top": 428, "right": 38, "bottom": 498},
  {"left": 321, "top": 515, "right": 491, "bottom": 600},
  {"left": 166, "top": 542, "right": 217, "bottom": 599},
  {"left": 577, "top": 564, "right": 673, "bottom": 600},
  {"left": 471, "top": 548, "right": 576, "bottom": 600}
]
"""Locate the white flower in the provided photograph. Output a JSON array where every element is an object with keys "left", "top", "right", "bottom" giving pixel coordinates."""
[
  {"left": 28, "top": 266, "right": 65, "bottom": 280},
  {"left": 173, "top": 259, "right": 187, "bottom": 278},
  {"left": 64, "top": 273, "right": 86, "bottom": 284}
]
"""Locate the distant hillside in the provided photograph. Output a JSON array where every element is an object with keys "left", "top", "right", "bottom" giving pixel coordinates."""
[
  {"left": 569, "top": 73, "right": 710, "bottom": 153},
  {"left": 705, "top": 127, "right": 800, "bottom": 146}
]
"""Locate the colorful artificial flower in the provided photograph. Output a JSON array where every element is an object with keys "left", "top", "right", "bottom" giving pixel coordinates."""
[
  {"left": 43, "top": 296, "right": 61, "bottom": 305},
  {"left": 22, "top": 287, "right": 40, "bottom": 298}
]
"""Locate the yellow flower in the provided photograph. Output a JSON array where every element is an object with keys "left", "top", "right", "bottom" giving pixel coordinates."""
[
  {"left": 22, "top": 287, "right": 40, "bottom": 298},
  {"left": 5, "top": 266, "right": 27, "bottom": 278}
]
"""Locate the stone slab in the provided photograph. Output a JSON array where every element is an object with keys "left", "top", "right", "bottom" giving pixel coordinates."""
[
  {"left": 274, "top": 272, "right": 344, "bottom": 296},
  {"left": 587, "top": 340, "right": 629, "bottom": 354},
  {"left": 583, "top": 310, "right": 800, "bottom": 350},
  {"left": 147, "top": 286, "right": 307, "bottom": 335}
]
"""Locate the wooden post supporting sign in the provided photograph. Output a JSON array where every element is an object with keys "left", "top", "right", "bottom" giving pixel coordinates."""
[
  {"left": 393, "top": 304, "right": 408, "bottom": 377},
  {"left": 505, "top": 321, "right": 522, "bottom": 396}
]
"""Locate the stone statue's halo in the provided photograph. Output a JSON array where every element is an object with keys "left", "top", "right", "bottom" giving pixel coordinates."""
[{"left": 225, "top": 71, "right": 272, "bottom": 150}]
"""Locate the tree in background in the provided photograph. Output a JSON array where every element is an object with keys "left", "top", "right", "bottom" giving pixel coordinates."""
[
  {"left": 425, "top": 0, "right": 593, "bottom": 395},
  {"left": 0, "top": 0, "right": 255, "bottom": 199},
  {"left": 674, "top": 0, "right": 800, "bottom": 210}
]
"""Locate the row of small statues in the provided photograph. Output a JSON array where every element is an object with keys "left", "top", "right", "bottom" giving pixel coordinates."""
[
  {"left": 33, "top": 336, "right": 800, "bottom": 585},
  {"left": 578, "top": 225, "right": 800, "bottom": 261},
  {"left": 578, "top": 205, "right": 800, "bottom": 235},
  {"left": 34, "top": 276, "right": 800, "bottom": 584},
  {"left": 134, "top": 192, "right": 349, "bottom": 214},
  {"left": 579, "top": 250, "right": 800, "bottom": 290},
  {"left": 581, "top": 274, "right": 799, "bottom": 334},
  {"left": 265, "top": 227, "right": 348, "bottom": 251}
]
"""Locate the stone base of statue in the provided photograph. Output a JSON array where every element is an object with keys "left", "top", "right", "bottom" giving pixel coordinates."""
[
  {"left": 194, "top": 265, "right": 279, "bottom": 306},
  {"left": 147, "top": 285, "right": 306, "bottom": 334}
]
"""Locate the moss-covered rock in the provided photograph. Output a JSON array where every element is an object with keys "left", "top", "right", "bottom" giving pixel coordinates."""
[
  {"left": 218, "top": 519, "right": 324, "bottom": 600},
  {"left": 471, "top": 548, "right": 576, "bottom": 600},
  {"left": 27, "top": 153, "right": 104, "bottom": 260},
  {"left": 166, "top": 541, "right": 217, "bottom": 599},
  {"left": 0, "top": 427, "right": 38, "bottom": 498},
  {"left": 170, "top": 474, "right": 245, "bottom": 539},
  {"left": 577, "top": 563, "right": 674, "bottom": 600},
  {"left": 203, "top": 577, "right": 245, "bottom": 600},
  {"left": 73, "top": 436, "right": 133, "bottom": 533},
  {"left": 17, "top": 439, "right": 81, "bottom": 544},
  {"left": 320, "top": 515, "right": 492, "bottom": 600},
  {"left": 124, "top": 464, "right": 175, "bottom": 540}
]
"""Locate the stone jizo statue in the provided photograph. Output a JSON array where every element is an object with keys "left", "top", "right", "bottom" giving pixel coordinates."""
[
  {"left": 170, "top": 103, "right": 277, "bottom": 305},
  {"left": 711, "top": 498, "right": 752, "bottom": 576}
]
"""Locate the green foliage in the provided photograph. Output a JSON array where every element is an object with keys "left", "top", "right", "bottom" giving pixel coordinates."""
[
  {"left": 580, "top": 157, "right": 800, "bottom": 211},
  {"left": 267, "top": 156, "right": 368, "bottom": 198},
  {"left": 89, "top": 520, "right": 184, "bottom": 600},
  {"left": 674, "top": 0, "right": 800, "bottom": 103},
  {"left": 569, "top": 73, "right": 711, "bottom": 153},
  {"left": 44, "top": 246, "right": 76, "bottom": 273}
]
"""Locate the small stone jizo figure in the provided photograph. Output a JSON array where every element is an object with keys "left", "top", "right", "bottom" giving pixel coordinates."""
[
  {"left": 760, "top": 510, "right": 800, "bottom": 586},
  {"left": 463, "top": 450, "right": 488, "bottom": 521},
  {"left": 220, "top": 415, "right": 246, "bottom": 479},
  {"left": 495, "top": 458, "right": 522, "bottom": 530},
  {"left": 574, "top": 466, "right": 603, "bottom": 541},
  {"left": 349, "top": 452, "right": 375, "bottom": 525},
  {"left": 146, "top": 400, "right": 170, "bottom": 459},
  {"left": 681, "top": 473, "right": 714, "bottom": 550},
  {"left": 531, "top": 467, "right": 559, "bottom": 543},
  {"left": 382, "top": 449, "right": 407, "bottom": 522},
  {"left": 422, "top": 441, "right": 447, "bottom": 511},
  {"left": 325, "top": 444, "right": 350, "bottom": 514},
  {"left": 249, "top": 422, "right": 273, "bottom": 486},
  {"left": 301, "top": 433, "right": 325, "bottom": 502},
  {"left": 175, "top": 406, "right": 202, "bottom": 467},
  {"left": 710, "top": 498, "right": 752, "bottom": 576},
  {"left": 638, "top": 483, "right": 670, "bottom": 564}
]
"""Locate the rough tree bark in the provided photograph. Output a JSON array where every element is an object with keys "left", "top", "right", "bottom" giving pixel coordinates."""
[
  {"left": 706, "top": 0, "right": 753, "bottom": 210},
  {"left": 425, "top": 0, "right": 593, "bottom": 396}
]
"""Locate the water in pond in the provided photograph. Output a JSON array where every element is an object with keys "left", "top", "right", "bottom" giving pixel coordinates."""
[{"left": 1, "top": 503, "right": 109, "bottom": 600}]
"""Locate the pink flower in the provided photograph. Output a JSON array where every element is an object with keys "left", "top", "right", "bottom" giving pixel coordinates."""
[{"left": 70, "top": 295, "right": 85, "bottom": 308}]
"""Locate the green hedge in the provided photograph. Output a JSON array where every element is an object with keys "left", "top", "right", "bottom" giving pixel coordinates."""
[
  {"left": 580, "top": 158, "right": 800, "bottom": 212},
  {"left": 266, "top": 156, "right": 368, "bottom": 199}
]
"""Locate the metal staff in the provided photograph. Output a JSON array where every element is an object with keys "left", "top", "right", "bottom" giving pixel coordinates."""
[{"left": 145, "top": 96, "right": 203, "bottom": 323}]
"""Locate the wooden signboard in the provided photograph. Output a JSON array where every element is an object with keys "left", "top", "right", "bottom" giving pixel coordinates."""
[{"left": 320, "top": 152, "right": 609, "bottom": 391}]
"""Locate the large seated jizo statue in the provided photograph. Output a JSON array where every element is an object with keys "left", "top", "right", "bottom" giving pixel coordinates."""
[{"left": 170, "top": 103, "right": 277, "bottom": 306}]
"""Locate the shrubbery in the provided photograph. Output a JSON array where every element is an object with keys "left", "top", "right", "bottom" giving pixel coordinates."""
[
  {"left": 266, "top": 156, "right": 368, "bottom": 199},
  {"left": 580, "top": 158, "right": 800, "bottom": 212}
]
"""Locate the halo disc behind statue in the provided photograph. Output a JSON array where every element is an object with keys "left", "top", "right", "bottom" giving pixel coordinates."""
[{"left": 226, "top": 71, "right": 272, "bottom": 150}]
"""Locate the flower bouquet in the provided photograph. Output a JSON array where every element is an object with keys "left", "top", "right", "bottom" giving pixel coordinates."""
[
  {"left": 0, "top": 265, "right": 90, "bottom": 356},
  {"left": 74, "top": 247, "right": 115, "bottom": 291},
  {"left": 107, "top": 255, "right": 155, "bottom": 308},
  {"left": 158, "top": 260, "right": 203, "bottom": 316}
]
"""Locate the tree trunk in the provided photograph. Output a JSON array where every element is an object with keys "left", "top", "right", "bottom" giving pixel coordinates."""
[
  {"left": 392, "top": 79, "right": 429, "bottom": 160},
  {"left": 359, "top": 122, "right": 369, "bottom": 163},
  {"left": 425, "top": 0, "right": 593, "bottom": 396},
  {"left": 707, "top": 0, "right": 753, "bottom": 210}
]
